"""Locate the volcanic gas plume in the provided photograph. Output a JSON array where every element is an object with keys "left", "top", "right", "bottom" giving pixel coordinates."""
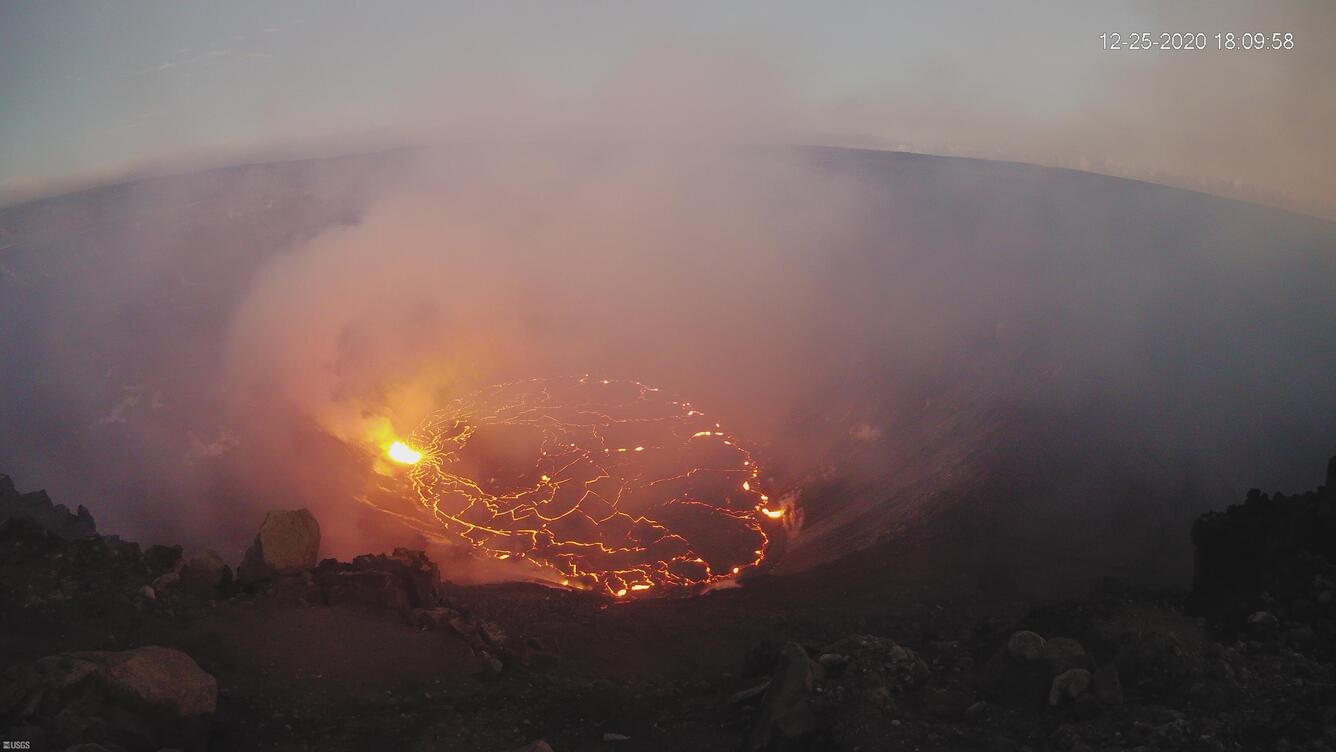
[{"left": 365, "top": 377, "right": 783, "bottom": 597}]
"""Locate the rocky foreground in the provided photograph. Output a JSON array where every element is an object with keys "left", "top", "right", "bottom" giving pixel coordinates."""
[{"left": 1, "top": 460, "right": 1335, "bottom": 752}]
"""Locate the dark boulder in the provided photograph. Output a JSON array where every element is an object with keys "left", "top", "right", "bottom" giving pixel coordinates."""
[
  {"left": 1245, "top": 610, "right": 1279, "bottom": 639},
  {"left": 1048, "top": 668, "right": 1091, "bottom": 706},
  {"left": 315, "top": 548, "right": 442, "bottom": 612},
  {"left": 320, "top": 568, "right": 412, "bottom": 610},
  {"left": 350, "top": 548, "right": 441, "bottom": 608},
  {"left": 1006, "top": 630, "right": 1045, "bottom": 662},
  {"left": 178, "top": 550, "right": 230, "bottom": 597},
  {"left": 0, "top": 646, "right": 216, "bottom": 751},
  {"left": 1042, "top": 637, "right": 1091, "bottom": 674},
  {"left": 750, "top": 642, "right": 818, "bottom": 751},
  {"left": 143, "top": 544, "right": 183, "bottom": 574},
  {"left": 981, "top": 631, "right": 1052, "bottom": 704}
]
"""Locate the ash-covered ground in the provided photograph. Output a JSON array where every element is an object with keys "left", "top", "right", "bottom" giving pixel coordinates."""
[{"left": 2, "top": 457, "right": 1335, "bottom": 752}]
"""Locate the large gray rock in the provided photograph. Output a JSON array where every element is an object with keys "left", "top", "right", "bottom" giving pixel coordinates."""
[
  {"left": 0, "top": 646, "right": 216, "bottom": 751},
  {"left": 237, "top": 509, "right": 321, "bottom": 582},
  {"left": 96, "top": 647, "right": 216, "bottom": 718}
]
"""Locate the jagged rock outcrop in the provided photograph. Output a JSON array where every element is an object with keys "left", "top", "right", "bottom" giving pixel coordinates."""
[
  {"left": 0, "top": 646, "right": 217, "bottom": 751},
  {"left": 3, "top": 462, "right": 1336, "bottom": 751},
  {"left": 237, "top": 509, "right": 321, "bottom": 583},
  {"left": 0, "top": 474, "right": 96, "bottom": 540},
  {"left": 315, "top": 547, "right": 442, "bottom": 611},
  {"left": 0, "top": 509, "right": 144, "bottom": 612},
  {"left": 1190, "top": 455, "right": 1336, "bottom": 629}
]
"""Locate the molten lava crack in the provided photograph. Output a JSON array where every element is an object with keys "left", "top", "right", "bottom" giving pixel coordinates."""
[{"left": 397, "top": 376, "right": 778, "bottom": 597}]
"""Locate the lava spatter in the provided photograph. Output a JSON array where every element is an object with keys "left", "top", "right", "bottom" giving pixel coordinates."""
[{"left": 398, "top": 377, "right": 780, "bottom": 597}]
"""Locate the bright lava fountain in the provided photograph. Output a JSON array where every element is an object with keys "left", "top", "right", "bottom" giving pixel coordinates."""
[{"left": 393, "top": 377, "right": 781, "bottom": 597}]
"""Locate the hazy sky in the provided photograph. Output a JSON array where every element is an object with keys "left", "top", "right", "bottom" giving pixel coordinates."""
[{"left": 2, "top": 1, "right": 1333, "bottom": 216}]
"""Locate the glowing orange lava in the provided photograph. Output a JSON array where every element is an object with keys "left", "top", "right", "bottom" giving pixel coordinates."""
[
  {"left": 387, "top": 441, "right": 423, "bottom": 465},
  {"left": 396, "top": 376, "right": 779, "bottom": 597}
]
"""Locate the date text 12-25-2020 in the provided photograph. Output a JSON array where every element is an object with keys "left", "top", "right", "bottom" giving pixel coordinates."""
[{"left": 1100, "top": 32, "right": 1294, "bottom": 51}]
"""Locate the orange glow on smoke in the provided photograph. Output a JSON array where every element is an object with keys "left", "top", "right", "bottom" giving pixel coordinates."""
[{"left": 377, "top": 376, "right": 782, "bottom": 598}]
